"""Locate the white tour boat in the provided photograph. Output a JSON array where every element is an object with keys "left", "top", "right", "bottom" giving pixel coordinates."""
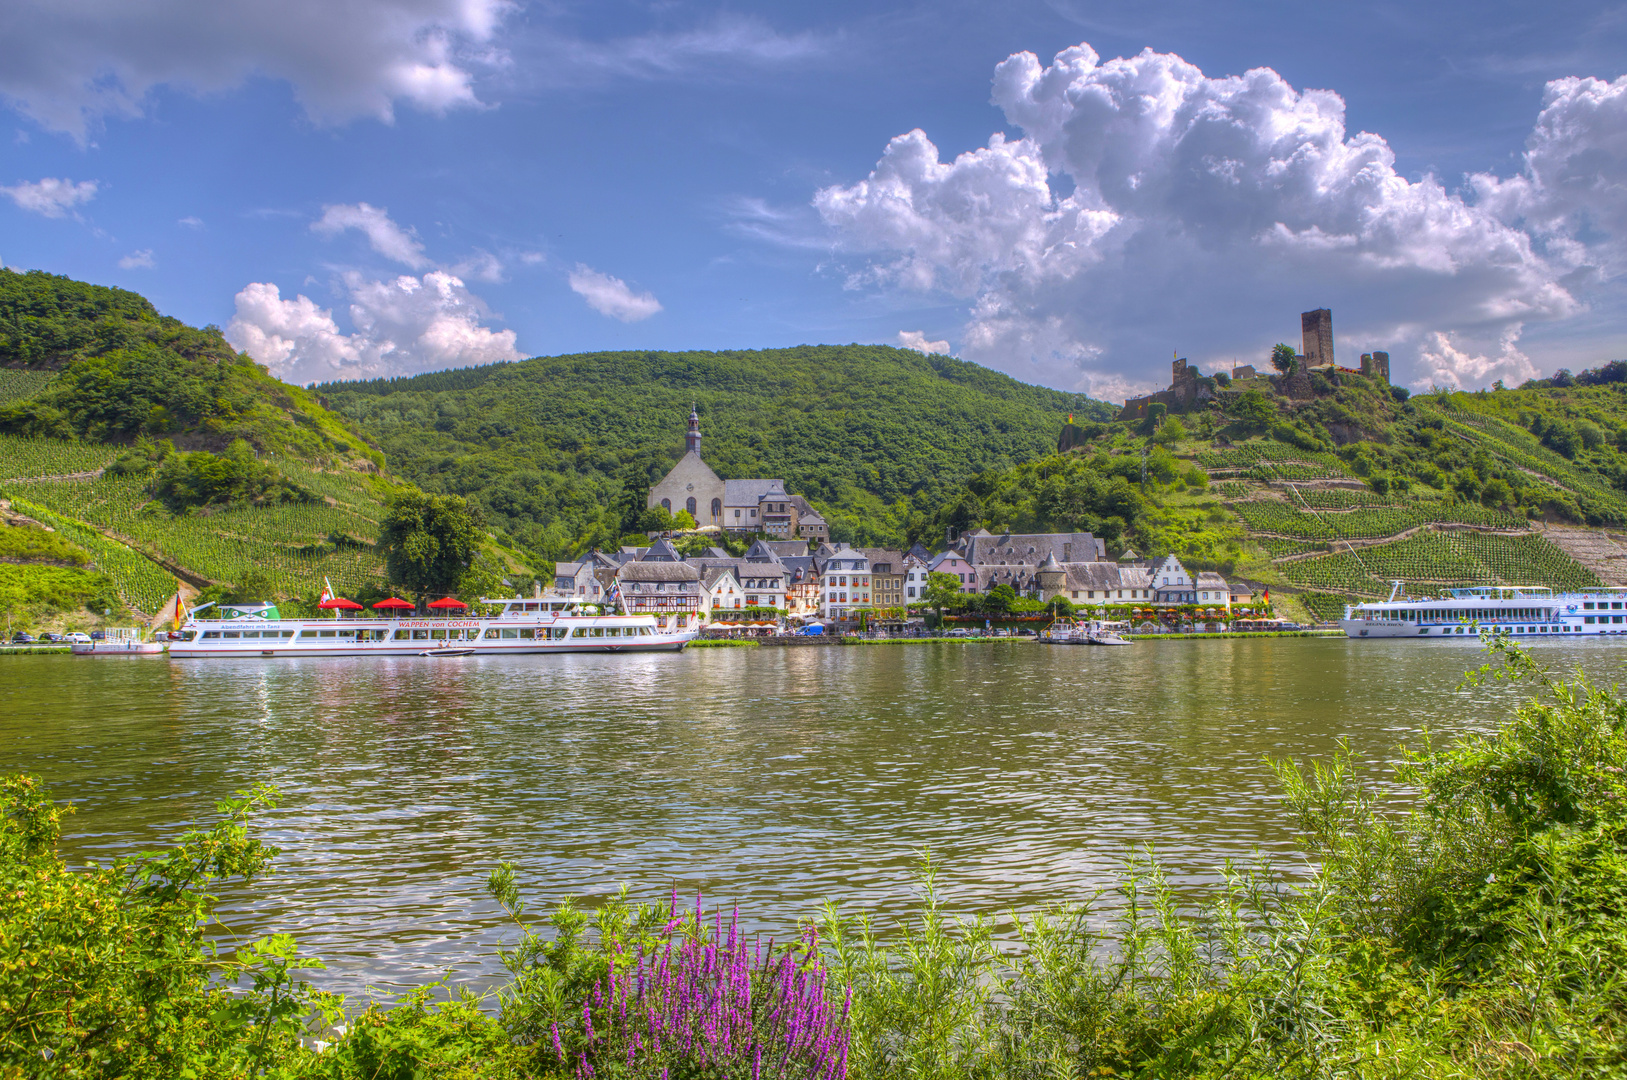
[
  {"left": 168, "top": 595, "right": 698, "bottom": 659},
  {"left": 1340, "top": 581, "right": 1627, "bottom": 640}
]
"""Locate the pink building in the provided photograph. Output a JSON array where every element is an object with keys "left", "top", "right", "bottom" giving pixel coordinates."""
[{"left": 926, "top": 550, "right": 979, "bottom": 593}]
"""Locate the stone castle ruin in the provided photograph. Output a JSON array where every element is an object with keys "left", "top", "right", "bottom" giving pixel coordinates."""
[{"left": 1118, "top": 308, "right": 1388, "bottom": 419}]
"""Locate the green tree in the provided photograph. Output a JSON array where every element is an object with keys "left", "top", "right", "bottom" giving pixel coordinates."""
[
  {"left": 1152, "top": 416, "right": 1186, "bottom": 445},
  {"left": 379, "top": 490, "right": 481, "bottom": 608},
  {"left": 1230, "top": 389, "right": 1278, "bottom": 429},
  {"left": 984, "top": 582, "right": 1017, "bottom": 615},
  {"left": 1270, "top": 343, "right": 1297, "bottom": 373},
  {"left": 921, "top": 571, "right": 963, "bottom": 623}
]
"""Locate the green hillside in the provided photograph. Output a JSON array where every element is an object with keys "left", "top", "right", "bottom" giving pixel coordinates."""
[
  {"left": 925, "top": 365, "right": 1627, "bottom": 620},
  {"left": 0, "top": 271, "right": 417, "bottom": 617},
  {"left": 315, "top": 348, "right": 1113, "bottom": 555}
]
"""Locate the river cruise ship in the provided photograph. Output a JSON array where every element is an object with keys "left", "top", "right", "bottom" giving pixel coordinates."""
[
  {"left": 168, "top": 595, "right": 698, "bottom": 659},
  {"left": 1340, "top": 583, "right": 1627, "bottom": 639}
]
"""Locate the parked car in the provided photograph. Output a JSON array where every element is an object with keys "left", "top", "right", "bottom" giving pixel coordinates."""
[
  {"left": 90, "top": 630, "right": 106, "bottom": 641},
  {"left": 10, "top": 632, "right": 34, "bottom": 643},
  {"left": 65, "top": 632, "right": 91, "bottom": 643},
  {"left": 36, "top": 632, "right": 62, "bottom": 643}
]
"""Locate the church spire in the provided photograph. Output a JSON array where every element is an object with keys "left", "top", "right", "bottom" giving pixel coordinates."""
[{"left": 686, "top": 403, "right": 702, "bottom": 455}]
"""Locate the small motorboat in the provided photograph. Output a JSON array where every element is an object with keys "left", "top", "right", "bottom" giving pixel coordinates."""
[
  {"left": 420, "top": 647, "right": 476, "bottom": 657},
  {"left": 1086, "top": 623, "right": 1133, "bottom": 646}
]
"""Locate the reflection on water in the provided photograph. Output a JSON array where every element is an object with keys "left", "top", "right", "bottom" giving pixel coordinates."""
[{"left": 3, "top": 637, "right": 1623, "bottom": 995}]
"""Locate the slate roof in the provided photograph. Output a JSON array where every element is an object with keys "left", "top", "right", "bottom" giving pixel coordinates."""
[
  {"left": 763, "top": 540, "right": 809, "bottom": 558},
  {"left": 962, "top": 531, "right": 1106, "bottom": 565},
  {"left": 641, "top": 539, "right": 682, "bottom": 562},
  {"left": 618, "top": 561, "right": 701, "bottom": 582},
  {"left": 724, "top": 479, "right": 783, "bottom": 505},
  {"left": 700, "top": 565, "right": 740, "bottom": 591},
  {"left": 861, "top": 548, "right": 906, "bottom": 575},
  {"left": 1061, "top": 563, "right": 1153, "bottom": 591}
]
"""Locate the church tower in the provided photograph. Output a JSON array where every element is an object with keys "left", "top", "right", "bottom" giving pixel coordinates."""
[{"left": 686, "top": 404, "right": 702, "bottom": 455}]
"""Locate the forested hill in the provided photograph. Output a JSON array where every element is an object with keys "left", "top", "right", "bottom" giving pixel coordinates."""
[
  {"left": 0, "top": 268, "right": 376, "bottom": 465},
  {"left": 316, "top": 347, "right": 1114, "bottom": 556}
]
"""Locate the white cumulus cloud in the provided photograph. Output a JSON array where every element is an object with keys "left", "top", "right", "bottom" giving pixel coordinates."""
[
  {"left": 814, "top": 43, "right": 1612, "bottom": 396},
  {"left": 312, "top": 202, "right": 430, "bottom": 268},
  {"left": 227, "top": 271, "right": 520, "bottom": 385},
  {"left": 897, "top": 331, "right": 951, "bottom": 355},
  {"left": 0, "top": 0, "right": 511, "bottom": 139},
  {"left": 569, "top": 264, "right": 663, "bottom": 322},
  {"left": 0, "top": 177, "right": 96, "bottom": 217},
  {"left": 118, "top": 249, "right": 154, "bottom": 269}
]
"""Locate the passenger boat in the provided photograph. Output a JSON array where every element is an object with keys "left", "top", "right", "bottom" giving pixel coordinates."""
[
  {"left": 1040, "top": 618, "right": 1133, "bottom": 645},
  {"left": 1340, "top": 581, "right": 1627, "bottom": 639},
  {"left": 168, "top": 595, "right": 698, "bottom": 659}
]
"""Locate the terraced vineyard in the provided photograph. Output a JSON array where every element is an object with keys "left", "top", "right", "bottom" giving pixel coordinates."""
[
  {"left": 4, "top": 473, "right": 386, "bottom": 598},
  {"left": 1259, "top": 538, "right": 1324, "bottom": 560},
  {"left": 1280, "top": 531, "right": 1600, "bottom": 597},
  {"left": 1234, "top": 498, "right": 1525, "bottom": 542},
  {"left": 1196, "top": 442, "right": 1354, "bottom": 481},
  {"left": 1440, "top": 411, "right": 1627, "bottom": 522},
  {"left": 8, "top": 497, "right": 177, "bottom": 614},
  {"left": 0, "top": 433, "right": 118, "bottom": 480}
]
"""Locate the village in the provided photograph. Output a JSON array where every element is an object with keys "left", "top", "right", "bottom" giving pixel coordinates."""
[{"left": 552, "top": 406, "right": 1285, "bottom": 639}]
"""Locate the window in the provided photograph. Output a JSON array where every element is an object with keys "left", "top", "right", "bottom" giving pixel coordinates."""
[
  {"left": 661, "top": 498, "right": 671, "bottom": 512},
  {"left": 686, "top": 496, "right": 697, "bottom": 517},
  {"left": 734, "top": 509, "right": 741, "bottom": 518},
  {"left": 712, "top": 498, "right": 721, "bottom": 519}
]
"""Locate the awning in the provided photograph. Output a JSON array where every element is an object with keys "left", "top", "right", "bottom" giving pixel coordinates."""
[
  {"left": 373, "top": 597, "right": 414, "bottom": 610},
  {"left": 318, "top": 597, "right": 363, "bottom": 610},
  {"left": 427, "top": 597, "right": 469, "bottom": 610}
]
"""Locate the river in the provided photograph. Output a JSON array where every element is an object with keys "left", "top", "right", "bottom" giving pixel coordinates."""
[{"left": 2, "top": 637, "right": 1621, "bottom": 996}]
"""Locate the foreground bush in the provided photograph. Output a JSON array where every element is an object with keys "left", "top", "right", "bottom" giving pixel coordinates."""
[{"left": 3, "top": 639, "right": 1626, "bottom": 1078}]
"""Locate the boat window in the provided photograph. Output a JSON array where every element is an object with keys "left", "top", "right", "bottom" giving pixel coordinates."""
[
  {"left": 591, "top": 628, "right": 604, "bottom": 637},
  {"left": 551, "top": 628, "right": 567, "bottom": 639},
  {"left": 223, "top": 631, "right": 241, "bottom": 639},
  {"left": 413, "top": 629, "right": 430, "bottom": 640},
  {"left": 572, "top": 628, "right": 587, "bottom": 637},
  {"left": 430, "top": 629, "right": 447, "bottom": 640},
  {"left": 317, "top": 630, "right": 335, "bottom": 638},
  {"left": 393, "top": 630, "right": 410, "bottom": 640},
  {"left": 518, "top": 628, "right": 535, "bottom": 639},
  {"left": 201, "top": 631, "right": 221, "bottom": 639}
]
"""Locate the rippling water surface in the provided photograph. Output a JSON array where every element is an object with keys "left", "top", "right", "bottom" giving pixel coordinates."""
[{"left": 4, "top": 637, "right": 1624, "bottom": 995}]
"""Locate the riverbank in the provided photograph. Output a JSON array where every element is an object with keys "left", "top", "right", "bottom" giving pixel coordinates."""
[{"left": 0, "top": 644, "right": 71, "bottom": 655}]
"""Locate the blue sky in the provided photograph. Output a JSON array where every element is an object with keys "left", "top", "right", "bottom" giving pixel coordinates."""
[{"left": 2, "top": 1, "right": 1624, "bottom": 400}]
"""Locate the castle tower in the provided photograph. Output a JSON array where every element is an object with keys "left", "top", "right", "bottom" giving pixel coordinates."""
[
  {"left": 1360, "top": 351, "right": 1391, "bottom": 384},
  {"left": 1036, "top": 551, "right": 1065, "bottom": 601},
  {"left": 1301, "top": 309, "right": 1333, "bottom": 368},
  {"left": 686, "top": 404, "right": 702, "bottom": 455}
]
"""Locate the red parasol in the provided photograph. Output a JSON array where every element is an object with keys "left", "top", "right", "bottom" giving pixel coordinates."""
[
  {"left": 319, "top": 597, "right": 363, "bottom": 610},
  {"left": 427, "top": 597, "right": 468, "bottom": 610},
  {"left": 373, "top": 597, "right": 415, "bottom": 610}
]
